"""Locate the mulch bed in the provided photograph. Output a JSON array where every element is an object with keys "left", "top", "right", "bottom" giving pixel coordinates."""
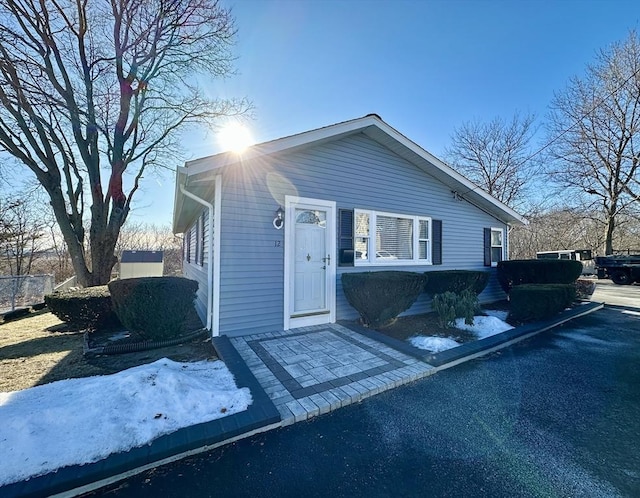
[{"left": 370, "top": 300, "right": 512, "bottom": 344}]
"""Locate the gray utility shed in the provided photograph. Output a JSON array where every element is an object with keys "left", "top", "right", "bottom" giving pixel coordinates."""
[
  {"left": 173, "top": 114, "right": 526, "bottom": 337},
  {"left": 119, "top": 250, "right": 164, "bottom": 279}
]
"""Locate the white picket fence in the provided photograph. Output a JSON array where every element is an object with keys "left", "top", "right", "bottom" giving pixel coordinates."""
[{"left": 0, "top": 274, "right": 55, "bottom": 314}]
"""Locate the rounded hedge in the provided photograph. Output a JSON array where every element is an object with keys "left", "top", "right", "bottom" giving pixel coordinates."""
[
  {"left": 508, "top": 283, "right": 577, "bottom": 323},
  {"left": 108, "top": 277, "right": 199, "bottom": 340},
  {"left": 44, "top": 286, "right": 121, "bottom": 331},
  {"left": 497, "top": 259, "right": 583, "bottom": 294},
  {"left": 424, "top": 270, "right": 490, "bottom": 295},
  {"left": 342, "top": 271, "right": 426, "bottom": 328}
]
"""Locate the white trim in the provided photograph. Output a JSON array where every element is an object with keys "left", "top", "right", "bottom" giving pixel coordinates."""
[
  {"left": 283, "top": 196, "right": 336, "bottom": 330},
  {"left": 354, "top": 209, "right": 432, "bottom": 266},
  {"left": 178, "top": 184, "right": 216, "bottom": 334},
  {"left": 212, "top": 175, "right": 222, "bottom": 337}
]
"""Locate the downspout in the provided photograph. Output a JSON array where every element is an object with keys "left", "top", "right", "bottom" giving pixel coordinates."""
[{"left": 179, "top": 181, "right": 217, "bottom": 335}]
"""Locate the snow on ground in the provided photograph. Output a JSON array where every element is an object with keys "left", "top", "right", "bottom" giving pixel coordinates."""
[
  {"left": 409, "top": 336, "right": 460, "bottom": 352},
  {"left": 0, "top": 358, "right": 252, "bottom": 486},
  {"left": 455, "top": 315, "right": 514, "bottom": 339},
  {"left": 409, "top": 313, "right": 514, "bottom": 352}
]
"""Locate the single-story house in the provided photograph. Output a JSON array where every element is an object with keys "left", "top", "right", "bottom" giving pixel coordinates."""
[{"left": 173, "top": 114, "right": 526, "bottom": 337}]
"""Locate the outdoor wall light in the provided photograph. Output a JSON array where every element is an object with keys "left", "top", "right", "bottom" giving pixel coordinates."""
[{"left": 273, "top": 206, "right": 285, "bottom": 230}]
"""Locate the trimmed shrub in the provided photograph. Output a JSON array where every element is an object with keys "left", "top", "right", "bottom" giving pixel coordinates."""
[
  {"left": 108, "top": 277, "right": 198, "bottom": 340},
  {"left": 432, "top": 292, "right": 457, "bottom": 328},
  {"left": 432, "top": 289, "right": 479, "bottom": 328},
  {"left": 45, "top": 286, "right": 121, "bottom": 331},
  {"left": 424, "top": 270, "right": 490, "bottom": 295},
  {"left": 508, "top": 284, "right": 577, "bottom": 323},
  {"left": 342, "top": 271, "right": 427, "bottom": 328},
  {"left": 497, "top": 259, "right": 583, "bottom": 294}
]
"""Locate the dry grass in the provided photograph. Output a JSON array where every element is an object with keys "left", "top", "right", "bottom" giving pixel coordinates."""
[{"left": 0, "top": 310, "right": 217, "bottom": 393}]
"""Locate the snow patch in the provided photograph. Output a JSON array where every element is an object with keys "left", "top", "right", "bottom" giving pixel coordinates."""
[
  {"left": 409, "top": 336, "right": 460, "bottom": 352},
  {"left": 455, "top": 315, "right": 514, "bottom": 339},
  {"left": 0, "top": 358, "right": 252, "bottom": 486}
]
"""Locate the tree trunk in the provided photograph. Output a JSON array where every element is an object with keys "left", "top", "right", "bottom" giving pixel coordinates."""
[{"left": 604, "top": 213, "right": 615, "bottom": 255}]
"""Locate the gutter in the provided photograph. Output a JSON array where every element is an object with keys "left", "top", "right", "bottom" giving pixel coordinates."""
[{"left": 178, "top": 175, "right": 222, "bottom": 336}]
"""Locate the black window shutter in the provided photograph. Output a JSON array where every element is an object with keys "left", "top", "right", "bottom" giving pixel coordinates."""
[
  {"left": 338, "top": 209, "right": 354, "bottom": 266},
  {"left": 432, "top": 220, "right": 442, "bottom": 265},
  {"left": 186, "top": 229, "right": 192, "bottom": 263},
  {"left": 198, "top": 213, "right": 205, "bottom": 266},
  {"left": 483, "top": 228, "right": 491, "bottom": 266}
]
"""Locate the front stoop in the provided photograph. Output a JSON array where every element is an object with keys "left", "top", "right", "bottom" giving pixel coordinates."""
[{"left": 228, "top": 324, "right": 436, "bottom": 426}]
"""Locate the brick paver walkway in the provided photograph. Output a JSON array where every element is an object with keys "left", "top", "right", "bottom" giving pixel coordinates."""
[{"left": 230, "top": 323, "right": 435, "bottom": 426}]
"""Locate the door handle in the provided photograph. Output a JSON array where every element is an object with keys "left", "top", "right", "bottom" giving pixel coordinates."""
[{"left": 322, "top": 255, "right": 331, "bottom": 265}]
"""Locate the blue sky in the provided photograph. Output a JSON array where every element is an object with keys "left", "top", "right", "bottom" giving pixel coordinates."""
[{"left": 133, "top": 0, "right": 640, "bottom": 226}]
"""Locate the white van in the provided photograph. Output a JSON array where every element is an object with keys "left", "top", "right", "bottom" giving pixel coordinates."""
[{"left": 536, "top": 249, "right": 595, "bottom": 275}]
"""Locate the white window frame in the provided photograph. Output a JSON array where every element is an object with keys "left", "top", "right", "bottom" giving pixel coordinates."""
[
  {"left": 354, "top": 209, "right": 432, "bottom": 266},
  {"left": 490, "top": 227, "right": 505, "bottom": 267}
]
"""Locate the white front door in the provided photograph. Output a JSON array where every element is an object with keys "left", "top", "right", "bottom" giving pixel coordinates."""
[{"left": 284, "top": 196, "right": 336, "bottom": 329}]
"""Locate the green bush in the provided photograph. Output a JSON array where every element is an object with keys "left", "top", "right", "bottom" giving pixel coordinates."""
[
  {"left": 44, "top": 286, "right": 121, "bottom": 331},
  {"left": 424, "top": 270, "right": 490, "bottom": 295},
  {"left": 497, "top": 260, "right": 583, "bottom": 294},
  {"left": 432, "top": 292, "right": 457, "bottom": 328},
  {"left": 456, "top": 288, "right": 480, "bottom": 325},
  {"left": 508, "top": 284, "right": 577, "bottom": 323},
  {"left": 342, "top": 271, "right": 427, "bottom": 328},
  {"left": 432, "top": 289, "right": 479, "bottom": 328},
  {"left": 108, "top": 277, "right": 198, "bottom": 340}
]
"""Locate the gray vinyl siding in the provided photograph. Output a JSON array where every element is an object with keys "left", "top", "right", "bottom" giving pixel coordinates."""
[
  {"left": 202, "top": 210, "right": 209, "bottom": 267},
  {"left": 182, "top": 207, "right": 212, "bottom": 327},
  {"left": 215, "top": 132, "right": 508, "bottom": 336}
]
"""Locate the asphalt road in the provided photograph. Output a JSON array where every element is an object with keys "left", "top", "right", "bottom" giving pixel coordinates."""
[
  {"left": 591, "top": 279, "right": 640, "bottom": 309},
  {"left": 89, "top": 307, "right": 640, "bottom": 498}
]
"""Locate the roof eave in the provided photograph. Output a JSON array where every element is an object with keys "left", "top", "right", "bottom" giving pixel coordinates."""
[{"left": 174, "top": 114, "right": 526, "bottom": 229}]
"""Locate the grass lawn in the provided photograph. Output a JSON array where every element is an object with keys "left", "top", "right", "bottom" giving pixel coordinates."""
[{"left": 0, "top": 309, "right": 217, "bottom": 392}]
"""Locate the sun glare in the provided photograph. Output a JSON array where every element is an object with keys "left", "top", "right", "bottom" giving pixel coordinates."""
[{"left": 217, "top": 123, "right": 254, "bottom": 153}]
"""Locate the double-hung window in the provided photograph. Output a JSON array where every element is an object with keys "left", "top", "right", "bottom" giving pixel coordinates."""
[
  {"left": 354, "top": 209, "right": 431, "bottom": 265},
  {"left": 490, "top": 228, "right": 504, "bottom": 266}
]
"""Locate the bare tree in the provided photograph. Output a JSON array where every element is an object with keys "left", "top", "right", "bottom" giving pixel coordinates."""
[
  {"left": 509, "top": 206, "right": 605, "bottom": 259},
  {"left": 0, "top": 194, "right": 46, "bottom": 275},
  {"left": 546, "top": 31, "right": 640, "bottom": 255},
  {"left": 445, "top": 113, "right": 540, "bottom": 210},
  {"left": 0, "top": 0, "right": 249, "bottom": 286}
]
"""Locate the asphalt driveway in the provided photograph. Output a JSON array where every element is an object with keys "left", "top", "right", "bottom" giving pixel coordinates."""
[
  {"left": 88, "top": 307, "right": 640, "bottom": 498},
  {"left": 591, "top": 278, "right": 640, "bottom": 309}
]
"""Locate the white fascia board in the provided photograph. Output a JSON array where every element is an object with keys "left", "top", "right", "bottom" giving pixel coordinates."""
[
  {"left": 180, "top": 114, "right": 526, "bottom": 226},
  {"left": 172, "top": 166, "right": 188, "bottom": 234},
  {"left": 184, "top": 115, "right": 382, "bottom": 177},
  {"left": 365, "top": 121, "right": 527, "bottom": 226}
]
